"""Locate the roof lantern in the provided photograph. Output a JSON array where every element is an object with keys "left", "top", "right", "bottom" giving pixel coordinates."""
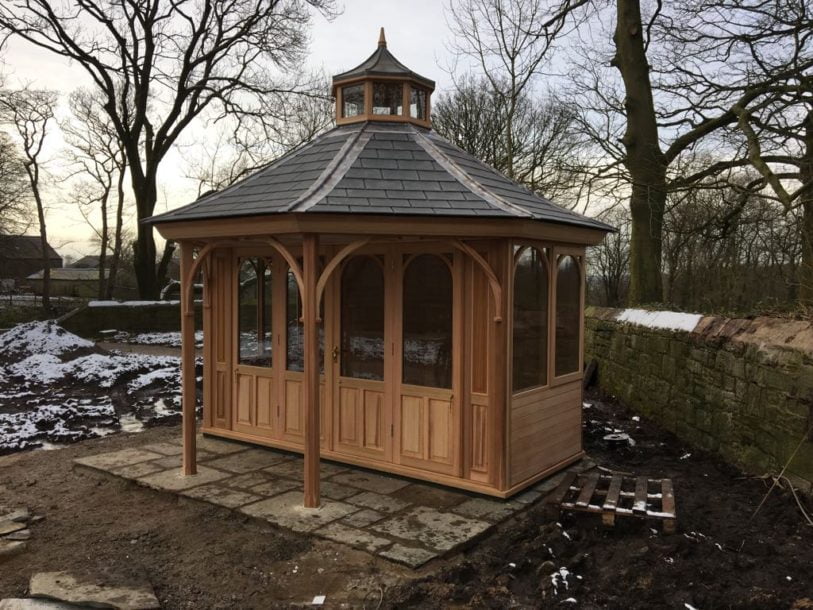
[{"left": 331, "top": 28, "right": 435, "bottom": 128}]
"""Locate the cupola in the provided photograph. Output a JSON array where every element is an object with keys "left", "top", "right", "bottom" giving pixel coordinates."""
[{"left": 331, "top": 28, "right": 435, "bottom": 128}]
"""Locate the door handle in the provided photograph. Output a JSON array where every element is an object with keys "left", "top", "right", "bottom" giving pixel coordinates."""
[{"left": 332, "top": 345, "right": 339, "bottom": 362}]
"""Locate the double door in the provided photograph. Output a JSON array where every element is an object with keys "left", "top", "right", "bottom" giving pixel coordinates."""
[{"left": 228, "top": 246, "right": 461, "bottom": 476}]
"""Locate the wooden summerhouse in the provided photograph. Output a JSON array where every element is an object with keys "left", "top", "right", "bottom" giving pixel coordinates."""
[{"left": 149, "top": 30, "right": 611, "bottom": 507}]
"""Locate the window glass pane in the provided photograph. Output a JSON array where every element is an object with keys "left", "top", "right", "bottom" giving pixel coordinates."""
[
  {"left": 410, "top": 87, "right": 427, "bottom": 119},
  {"left": 512, "top": 247, "right": 548, "bottom": 391},
  {"left": 341, "top": 256, "right": 385, "bottom": 381},
  {"left": 402, "top": 254, "right": 452, "bottom": 388},
  {"left": 342, "top": 84, "right": 364, "bottom": 118},
  {"left": 238, "top": 259, "right": 272, "bottom": 366},
  {"left": 373, "top": 82, "right": 403, "bottom": 115},
  {"left": 555, "top": 255, "right": 581, "bottom": 376},
  {"left": 286, "top": 264, "right": 324, "bottom": 373}
]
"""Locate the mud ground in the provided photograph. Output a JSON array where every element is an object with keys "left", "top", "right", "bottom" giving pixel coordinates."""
[{"left": 2, "top": 391, "right": 812, "bottom": 609}]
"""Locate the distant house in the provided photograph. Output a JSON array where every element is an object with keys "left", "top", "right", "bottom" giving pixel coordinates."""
[
  {"left": 69, "top": 255, "right": 102, "bottom": 269},
  {"left": 26, "top": 267, "right": 108, "bottom": 298},
  {"left": 0, "top": 235, "right": 62, "bottom": 289}
]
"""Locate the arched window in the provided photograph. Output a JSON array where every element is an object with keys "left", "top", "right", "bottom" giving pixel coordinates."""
[
  {"left": 237, "top": 258, "right": 272, "bottom": 366},
  {"left": 512, "top": 247, "right": 549, "bottom": 392},
  {"left": 286, "top": 263, "right": 324, "bottom": 372},
  {"left": 341, "top": 256, "right": 385, "bottom": 381},
  {"left": 402, "top": 254, "right": 453, "bottom": 389},
  {"left": 555, "top": 255, "right": 582, "bottom": 377}
]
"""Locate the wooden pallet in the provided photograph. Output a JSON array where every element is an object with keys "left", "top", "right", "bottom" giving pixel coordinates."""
[{"left": 545, "top": 472, "right": 676, "bottom": 533}]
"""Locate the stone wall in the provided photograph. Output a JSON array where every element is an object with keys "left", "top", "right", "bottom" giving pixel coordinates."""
[
  {"left": 59, "top": 301, "right": 203, "bottom": 337},
  {"left": 585, "top": 307, "right": 813, "bottom": 493}
]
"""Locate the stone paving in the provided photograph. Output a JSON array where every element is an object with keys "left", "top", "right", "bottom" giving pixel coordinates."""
[{"left": 74, "top": 435, "right": 594, "bottom": 568}]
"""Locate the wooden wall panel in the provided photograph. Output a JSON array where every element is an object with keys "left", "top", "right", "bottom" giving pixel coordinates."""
[
  {"left": 233, "top": 372, "right": 254, "bottom": 432},
  {"left": 400, "top": 395, "right": 424, "bottom": 459},
  {"left": 509, "top": 379, "right": 583, "bottom": 485},
  {"left": 428, "top": 398, "right": 452, "bottom": 464},
  {"left": 256, "top": 375, "right": 275, "bottom": 433},
  {"left": 363, "top": 389, "right": 384, "bottom": 451},
  {"left": 469, "top": 393, "right": 489, "bottom": 481},
  {"left": 283, "top": 379, "right": 303, "bottom": 440}
]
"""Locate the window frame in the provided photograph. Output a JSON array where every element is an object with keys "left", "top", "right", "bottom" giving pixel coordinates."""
[
  {"left": 400, "top": 252, "right": 455, "bottom": 391},
  {"left": 551, "top": 249, "right": 585, "bottom": 385},
  {"left": 510, "top": 244, "right": 551, "bottom": 395}
]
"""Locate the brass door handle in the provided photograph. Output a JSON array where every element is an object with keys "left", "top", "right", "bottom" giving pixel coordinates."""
[{"left": 332, "top": 346, "right": 339, "bottom": 362}]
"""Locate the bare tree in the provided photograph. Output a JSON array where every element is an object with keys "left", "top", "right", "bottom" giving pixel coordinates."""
[
  {"left": 0, "top": 0, "right": 336, "bottom": 298},
  {"left": 566, "top": 0, "right": 813, "bottom": 305},
  {"left": 63, "top": 88, "right": 129, "bottom": 298},
  {"left": 0, "top": 87, "right": 57, "bottom": 310},
  {"left": 434, "top": 75, "right": 586, "bottom": 206},
  {"left": 185, "top": 71, "right": 334, "bottom": 194},
  {"left": 0, "top": 131, "right": 30, "bottom": 234},
  {"left": 446, "top": 0, "right": 591, "bottom": 180}
]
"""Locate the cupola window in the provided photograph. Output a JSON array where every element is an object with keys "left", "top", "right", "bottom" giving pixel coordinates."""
[
  {"left": 409, "top": 86, "right": 428, "bottom": 120},
  {"left": 372, "top": 82, "right": 403, "bottom": 115},
  {"left": 342, "top": 84, "right": 365, "bottom": 118}
]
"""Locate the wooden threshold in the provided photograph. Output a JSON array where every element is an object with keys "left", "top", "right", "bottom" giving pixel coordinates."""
[{"left": 200, "top": 425, "right": 561, "bottom": 499}]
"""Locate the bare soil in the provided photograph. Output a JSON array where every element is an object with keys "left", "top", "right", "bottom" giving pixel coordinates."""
[{"left": 2, "top": 391, "right": 812, "bottom": 609}]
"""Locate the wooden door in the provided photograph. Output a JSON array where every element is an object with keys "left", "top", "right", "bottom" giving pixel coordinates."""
[
  {"left": 395, "top": 252, "right": 461, "bottom": 476},
  {"left": 332, "top": 254, "right": 389, "bottom": 461}
]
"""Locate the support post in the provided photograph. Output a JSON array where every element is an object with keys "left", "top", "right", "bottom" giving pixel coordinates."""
[
  {"left": 303, "top": 233, "right": 321, "bottom": 507},
  {"left": 180, "top": 242, "right": 197, "bottom": 475}
]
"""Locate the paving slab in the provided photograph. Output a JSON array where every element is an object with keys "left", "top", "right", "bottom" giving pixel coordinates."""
[
  {"left": 74, "top": 448, "right": 162, "bottom": 471},
  {"left": 320, "top": 481, "right": 359, "bottom": 501},
  {"left": 0, "top": 520, "right": 26, "bottom": 536},
  {"left": 371, "top": 507, "right": 491, "bottom": 551},
  {"left": 180, "top": 484, "right": 262, "bottom": 508},
  {"left": 194, "top": 436, "right": 247, "bottom": 455},
  {"left": 0, "top": 599, "right": 74, "bottom": 609},
  {"left": 151, "top": 452, "right": 215, "bottom": 470},
  {"left": 331, "top": 471, "right": 411, "bottom": 494},
  {"left": 138, "top": 466, "right": 228, "bottom": 491},
  {"left": 452, "top": 497, "right": 520, "bottom": 521},
  {"left": 240, "top": 491, "right": 358, "bottom": 533},
  {"left": 29, "top": 572, "right": 160, "bottom": 610},
  {"left": 140, "top": 442, "right": 183, "bottom": 456},
  {"left": 112, "top": 461, "right": 165, "bottom": 479},
  {"left": 390, "top": 484, "right": 467, "bottom": 510},
  {"left": 0, "top": 540, "right": 26, "bottom": 558},
  {"left": 315, "top": 522, "right": 393, "bottom": 553},
  {"left": 345, "top": 491, "right": 411, "bottom": 514},
  {"left": 250, "top": 478, "right": 301, "bottom": 497},
  {"left": 379, "top": 543, "right": 438, "bottom": 568},
  {"left": 4, "top": 529, "right": 31, "bottom": 541},
  {"left": 206, "top": 449, "right": 290, "bottom": 474},
  {"left": 341, "top": 509, "right": 386, "bottom": 529}
]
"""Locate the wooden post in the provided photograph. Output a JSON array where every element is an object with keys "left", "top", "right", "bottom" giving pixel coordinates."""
[
  {"left": 180, "top": 242, "right": 197, "bottom": 475},
  {"left": 302, "top": 233, "right": 321, "bottom": 507}
]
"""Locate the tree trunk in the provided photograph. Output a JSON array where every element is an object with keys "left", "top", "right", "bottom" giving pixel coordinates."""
[
  {"left": 97, "top": 185, "right": 110, "bottom": 299},
  {"left": 106, "top": 157, "right": 127, "bottom": 299},
  {"left": 132, "top": 169, "right": 159, "bottom": 299},
  {"left": 612, "top": 0, "right": 668, "bottom": 306},
  {"left": 799, "top": 109, "right": 813, "bottom": 307},
  {"left": 25, "top": 163, "right": 50, "bottom": 311}
]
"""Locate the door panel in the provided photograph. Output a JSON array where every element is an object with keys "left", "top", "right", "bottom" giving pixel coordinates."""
[{"left": 332, "top": 254, "right": 390, "bottom": 461}]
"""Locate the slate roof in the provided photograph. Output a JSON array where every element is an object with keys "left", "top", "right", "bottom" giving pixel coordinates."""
[
  {"left": 332, "top": 31, "right": 435, "bottom": 90},
  {"left": 148, "top": 122, "right": 612, "bottom": 233},
  {"left": 0, "top": 235, "right": 61, "bottom": 261},
  {"left": 27, "top": 267, "right": 108, "bottom": 281}
]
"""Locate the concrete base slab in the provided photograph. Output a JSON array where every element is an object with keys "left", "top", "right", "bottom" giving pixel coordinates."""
[{"left": 331, "top": 472, "right": 411, "bottom": 494}]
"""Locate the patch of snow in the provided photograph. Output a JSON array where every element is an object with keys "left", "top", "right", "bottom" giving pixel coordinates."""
[
  {"left": 127, "top": 330, "right": 203, "bottom": 348},
  {"left": 128, "top": 366, "right": 179, "bottom": 391},
  {"left": 684, "top": 604, "right": 699, "bottom": 610},
  {"left": 88, "top": 300, "right": 180, "bottom": 307},
  {"left": 550, "top": 567, "right": 572, "bottom": 595},
  {"left": 680, "top": 452, "right": 692, "bottom": 460},
  {"left": 632, "top": 416, "right": 640, "bottom": 422},
  {"left": 0, "top": 321, "right": 93, "bottom": 359},
  {"left": 617, "top": 308, "right": 702, "bottom": 332}
]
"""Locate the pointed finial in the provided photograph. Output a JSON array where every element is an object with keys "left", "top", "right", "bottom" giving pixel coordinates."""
[{"left": 378, "top": 27, "right": 387, "bottom": 48}]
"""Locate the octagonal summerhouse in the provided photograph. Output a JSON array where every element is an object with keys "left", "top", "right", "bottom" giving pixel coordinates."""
[{"left": 149, "top": 30, "right": 612, "bottom": 507}]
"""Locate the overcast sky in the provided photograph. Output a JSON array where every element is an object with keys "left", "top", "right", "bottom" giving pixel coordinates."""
[{"left": 2, "top": 0, "right": 457, "bottom": 261}]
